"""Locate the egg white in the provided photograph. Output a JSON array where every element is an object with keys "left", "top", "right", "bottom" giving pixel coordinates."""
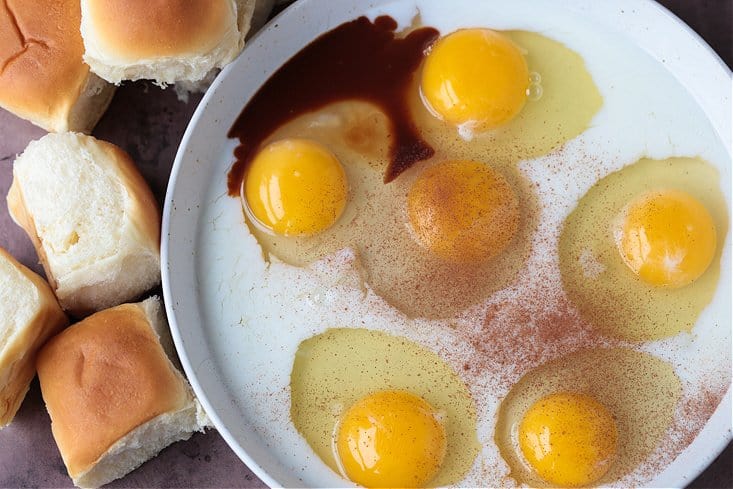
[{"left": 195, "top": 1, "right": 731, "bottom": 487}]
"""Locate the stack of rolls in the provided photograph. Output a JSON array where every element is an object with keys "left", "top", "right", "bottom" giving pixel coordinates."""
[
  {"left": 0, "top": 0, "right": 271, "bottom": 130},
  {"left": 0, "top": 0, "right": 275, "bottom": 487}
]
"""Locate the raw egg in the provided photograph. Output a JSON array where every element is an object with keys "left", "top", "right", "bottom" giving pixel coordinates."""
[
  {"left": 560, "top": 157, "right": 728, "bottom": 341},
  {"left": 243, "top": 138, "right": 348, "bottom": 236},
  {"left": 518, "top": 393, "right": 618, "bottom": 487},
  {"left": 495, "top": 348, "right": 681, "bottom": 487},
  {"left": 413, "top": 30, "right": 602, "bottom": 152},
  {"left": 614, "top": 189, "right": 716, "bottom": 288},
  {"left": 336, "top": 390, "right": 447, "bottom": 488},
  {"left": 420, "top": 28, "right": 529, "bottom": 131},
  {"left": 407, "top": 160, "right": 520, "bottom": 263},
  {"left": 290, "top": 328, "right": 479, "bottom": 487}
]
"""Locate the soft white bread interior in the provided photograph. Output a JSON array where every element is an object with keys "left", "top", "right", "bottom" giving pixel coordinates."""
[
  {"left": 36, "top": 297, "right": 209, "bottom": 489},
  {"left": 80, "top": 0, "right": 262, "bottom": 85},
  {"left": 6, "top": 132, "right": 161, "bottom": 317},
  {"left": 0, "top": 247, "right": 67, "bottom": 428},
  {"left": 0, "top": 0, "right": 115, "bottom": 133}
]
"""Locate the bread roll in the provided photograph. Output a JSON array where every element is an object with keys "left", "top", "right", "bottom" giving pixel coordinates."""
[
  {"left": 37, "top": 297, "right": 208, "bottom": 489},
  {"left": 0, "top": 0, "right": 115, "bottom": 132},
  {"left": 7, "top": 132, "right": 161, "bottom": 316},
  {"left": 0, "top": 247, "right": 67, "bottom": 428},
  {"left": 80, "top": 0, "right": 266, "bottom": 85}
]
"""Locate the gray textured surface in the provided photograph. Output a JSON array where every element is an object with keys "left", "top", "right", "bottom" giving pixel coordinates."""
[{"left": 0, "top": 1, "right": 730, "bottom": 488}]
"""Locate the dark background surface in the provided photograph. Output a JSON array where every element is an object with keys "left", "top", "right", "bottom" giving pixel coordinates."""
[{"left": 0, "top": 1, "right": 731, "bottom": 487}]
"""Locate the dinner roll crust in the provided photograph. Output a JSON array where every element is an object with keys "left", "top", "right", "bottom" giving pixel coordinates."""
[
  {"left": 81, "top": 0, "right": 260, "bottom": 84},
  {"left": 0, "top": 0, "right": 115, "bottom": 132},
  {"left": 36, "top": 298, "right": 207, "bottom": 488},
  {"left": 84, "top": 0, "right": 235, "bottom": 60}
]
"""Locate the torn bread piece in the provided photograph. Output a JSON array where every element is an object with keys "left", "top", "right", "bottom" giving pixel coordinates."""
[
  {"left": 7, "top": 132, "right": 160, "bottom": 316},
  {"left": 80, "top": 0, "right": 270, "bottom": 85},
  {"left": 37, "top": 297, "right": 209, "bottom": 489},
  {"left": 0, "top": 0, "right": 115, "bottom": 132},
  {"left": 0, "top": 247, "right": 68, "bottom": 428}
]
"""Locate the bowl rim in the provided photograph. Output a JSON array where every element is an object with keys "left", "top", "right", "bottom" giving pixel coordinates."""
[{"left": 162, "top": 0, "right": 732, "bottom": 487}]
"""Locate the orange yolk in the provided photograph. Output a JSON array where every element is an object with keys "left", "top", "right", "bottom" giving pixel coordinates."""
[
  {"left": 420, "top": 28, "right": 529, "bottom": 130},
  {"left": 336, "top": 390, "right": 447, "bottom": 488},
  {"left": 616, "top": 189, "right": 716, "bottom": 288},
  {"left": 407, "top": 160, "right": 520, "bottom": 263},
  {"left": 244, "top": 138, "right": 347, "bottom": 236},
  {"left": 519, "top": 393, "right": 618, "bottom": 487}
]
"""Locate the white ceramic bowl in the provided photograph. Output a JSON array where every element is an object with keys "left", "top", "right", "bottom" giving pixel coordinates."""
[{"left": 162, "top": 0, "right": 732, "bottom": 486}]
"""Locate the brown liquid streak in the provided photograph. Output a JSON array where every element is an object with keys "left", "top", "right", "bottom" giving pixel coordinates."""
[{"left": 227, "top": 15, "right": 438, "bottom": 195}]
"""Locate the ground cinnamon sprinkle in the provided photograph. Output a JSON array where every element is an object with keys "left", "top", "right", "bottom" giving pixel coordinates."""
[
  {"left": 466, "top": 290, "right": 612, "bottom": 388},
  {"left": 631, "top": 382, "right": 729, "bottom": 482}
]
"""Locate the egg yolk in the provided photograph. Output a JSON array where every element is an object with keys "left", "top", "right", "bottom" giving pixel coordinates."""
[
  {"left": 420, "top": 28, "right": 529, "bottom": 130},
  {"left": 244, "top": 138, "right": 347, "bottom": 236},
  {"left": 407, "top": 160, "right": 520, "bottom": 263},
  {"left": 519, "top": 393, "right": 618, "bottom": 487},
  {"left": 336, "top": 390, "right": 447, "bottom": 488},
  {"left": 616, "top": 189, "right": 716, "bottom": 288}
]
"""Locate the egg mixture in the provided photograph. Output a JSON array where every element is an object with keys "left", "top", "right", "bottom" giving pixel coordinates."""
[
  {"left": 197, "top": 2, "right": 731, "bottom": 488},
  {"left": 560, "top": 157, "right": 728, "bottom": 341},
  {"left": 495, "top": 348, "right": 681, "bottom": 487},
  {"left": 237, "top": 28, "right": 601, "bottom": 320},
  {"left": 290, "top": 328, "right": 479, "bottom": 487}
]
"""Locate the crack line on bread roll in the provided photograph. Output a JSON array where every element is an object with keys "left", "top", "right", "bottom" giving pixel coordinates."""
[{"left": 0, "top": 1, "right": 50, "bottom": 74}]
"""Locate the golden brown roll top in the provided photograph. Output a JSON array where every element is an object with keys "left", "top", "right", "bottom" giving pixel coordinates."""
[
  {"left": 37, "top": 298, "right": 207, "bottom": 488},
  {"left": 0, "top": 0, "right": 115, "bottom": 132},
  {"left": 80, "top": 0, "right": 266, "bottom": 84},
  {"left": 84, "top": 0, "right": 236, "bottom": 59}
]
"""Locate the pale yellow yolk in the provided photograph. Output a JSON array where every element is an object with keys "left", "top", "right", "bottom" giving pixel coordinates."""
[
  {"left": 616, "top": 189, "right": 716, "bottom": 288},
  {"left": 407, "top": 160, "right": 520, "bottom": 263},
  {"left": 519, "top": 393, "right": 618, "bottom": 487},
  {"left": 420, "top": 28, "right": 529, "bottom": 130},
  {"left": 336, "top": 390, "right": 447, "bottom": 488},
  {"left": 244, "top": 138, "right": 347, "bottom": 236}
]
